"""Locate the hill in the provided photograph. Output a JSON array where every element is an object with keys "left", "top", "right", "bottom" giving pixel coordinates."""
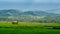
[
  {"left": 0, "top": 9, "right": 59, "bottom": 17},
  {"left": 0, "top": 9, "right": 60, "bottom": 23}
]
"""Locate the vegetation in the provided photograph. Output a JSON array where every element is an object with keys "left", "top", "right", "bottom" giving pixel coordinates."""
[{"left": 0, "top": 22, "right": 60, "bottom": 34}]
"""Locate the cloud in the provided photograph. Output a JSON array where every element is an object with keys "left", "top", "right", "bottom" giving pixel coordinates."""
[
  {"left": 0, "top": 0, "right": 26, "bottom": 2},
  {"left": 33, "top": 0, "right": 60, "bottom": 3},
  {"left": 0, "top": 0, "right": 60, "bottom": 11},
  {"left": 0, "top": 0, "right": 60, "bottom": 3}
]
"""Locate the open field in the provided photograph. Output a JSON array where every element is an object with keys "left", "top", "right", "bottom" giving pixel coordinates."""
[{"left": 0, "top": 22, "right": 60, "bottom": 34}]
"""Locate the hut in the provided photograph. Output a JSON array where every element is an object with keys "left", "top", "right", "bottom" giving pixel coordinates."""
[{"left": 12, "top": 20, "right": 18, "bottom": 24}]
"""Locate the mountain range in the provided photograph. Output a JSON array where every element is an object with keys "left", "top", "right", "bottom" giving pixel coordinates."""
[
  {"left": 0, "top": 9, "right": 60, "bottom": 22},
  {"left": 0, "top": 9, "right": 60, "bottom": 17}
]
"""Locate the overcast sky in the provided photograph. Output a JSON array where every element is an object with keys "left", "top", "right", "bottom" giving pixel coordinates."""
[
  {"left": 0, "top": 0, "right": 60, "bottom": 3},
  {"left": 0, "top": 0, "right": 60, "bottom": 11}
]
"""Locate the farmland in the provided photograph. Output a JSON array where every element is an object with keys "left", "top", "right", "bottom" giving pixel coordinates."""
[{"left": 0, "top": 22, "right": 60, "bottom": 34}]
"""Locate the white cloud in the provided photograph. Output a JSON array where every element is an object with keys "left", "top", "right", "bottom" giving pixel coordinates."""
[
  {"left": 0, "top": 0, "right": 26, "bottom": 2},
  {"left": 33, "top": 0, "right": 60, "bottom": 3}
]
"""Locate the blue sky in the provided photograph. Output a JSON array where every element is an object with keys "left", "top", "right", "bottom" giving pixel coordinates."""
[{"left": 0, "top": 0, "right": 60, "bottom": 11}]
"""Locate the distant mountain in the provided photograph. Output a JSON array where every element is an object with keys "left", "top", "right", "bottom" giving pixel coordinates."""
[
  {"left": 46, "top": 9, "right": 60, "bottom": 14},
  {"left": 21, "top": 10, "right": 60, "bottom": 16},
  {"left": 0, "top": 9, "right": 22, "bottom": 17},
  {"left": 21, "top": 11, "right": 48, "bottom": 16},
  {"left": 0, "top": 9, "right": 60, "bottom": 22},
  {"left": 0, "top": 9, "right": 60, "bottom": 17}
]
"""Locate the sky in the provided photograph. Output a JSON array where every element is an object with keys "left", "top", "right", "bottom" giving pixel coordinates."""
[{"left": 0, "top": 0, "right": 60, "bottom": 11}]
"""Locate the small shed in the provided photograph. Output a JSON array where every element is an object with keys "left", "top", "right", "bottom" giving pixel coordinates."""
[{"left": 12, "top": 20, "right": 18, "bottom": 24}]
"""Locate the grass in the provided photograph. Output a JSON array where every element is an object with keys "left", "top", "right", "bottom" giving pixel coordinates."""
[{"left": 0, "top": 22, "right": 60, "bottom": 34}]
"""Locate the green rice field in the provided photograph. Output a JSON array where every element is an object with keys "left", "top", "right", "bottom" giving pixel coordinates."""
[{"left": 0, "top": 22, "right": 60, "bottom": 34}]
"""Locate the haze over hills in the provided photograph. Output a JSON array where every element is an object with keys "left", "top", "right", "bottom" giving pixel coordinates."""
[
  {"left": 0, "top": 9, "right": 60, "bottom": 17},
  {"left": 0, "top": 9, "right": 22, "bottom": 17},
  {"left": 46, "top": 9, "right": 60, "bottom": 14},
  {"left": 0, "top": 9, "right": 60, "bottom": 23}
]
